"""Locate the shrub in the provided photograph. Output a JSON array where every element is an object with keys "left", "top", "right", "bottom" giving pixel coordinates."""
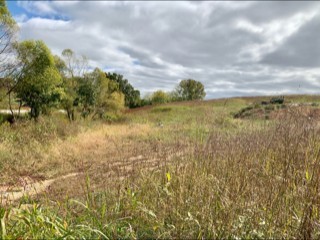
[
  {"left": 270, "top": 96, "right": 284, "bottom": 104},
  {"left": 150, "top": 90, "right": 170, "bottom": 105}
]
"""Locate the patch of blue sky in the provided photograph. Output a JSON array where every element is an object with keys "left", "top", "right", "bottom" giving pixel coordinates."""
[
  {"left": 7, "top": 1, "right": 25, "bottom": 16},
  {"left": 7, "top": 1, "right": 70, "bottom": 22}
]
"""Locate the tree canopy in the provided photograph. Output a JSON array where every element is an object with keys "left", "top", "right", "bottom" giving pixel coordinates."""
[
  {"left": 62, "top": 48, "right": 88, "bottom": 78},
  {"left": 64, "top": 67, "right": 125, "bottom": 119},
  {"left": 0, "top": 0, "right": 18, "bottom": 77},
  {"left": 150, "top": 90, "right": 170, "bottom": 105},
  {"left": 0, "top": 4, "right": 208, "bottom": 124},
  {"left": 174, "top": 79, "right": 206, "bottom": 101},
  {"left": 14, "top": 40, "right": 62, "bottom": 119},
  {"left": 106, "top": 72, "right": 141, "bottom": 108}
]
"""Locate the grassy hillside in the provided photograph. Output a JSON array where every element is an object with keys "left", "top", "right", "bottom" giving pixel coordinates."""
[{"left": 1, "top": 95, "right": 320, "bottom": 238}]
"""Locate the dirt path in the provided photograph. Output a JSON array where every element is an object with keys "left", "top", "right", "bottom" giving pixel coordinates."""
[
  {"left": 0, "top": 173, "right": 81, "bottom": 205},
  {"left": 0, "top": 150, "right": 184, "bottom": 205},
  {"left": 0, "top": 121, "right": 188, "bottom": 205}
]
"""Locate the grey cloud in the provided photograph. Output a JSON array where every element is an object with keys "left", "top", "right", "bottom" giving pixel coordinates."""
[
  {"left": 261, "top": 16, "right": 320, "bottom": 68},
  {"left": 238, "top": 1, "right": 318, "bottom": 23},
  {"left": 205, "top": 1, "right": 318, "bottom": 27},
  {"left": 14, "top": 1, "right": 320, "bottom": 99}
]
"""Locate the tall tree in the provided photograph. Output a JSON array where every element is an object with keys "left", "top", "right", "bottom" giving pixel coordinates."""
[
  {"left": 174, "top": 79, "right": 206, "bottom": 101},
  {"left": 60, "top": 49, "right": 88, "bottom": 121},
  {"left": 106, "top": 72, "right": 141, "bottom": 108},
  {"left": 62, "top": 48, "right": 88, "bottom": 78},
  {"left": 0, "top": 0, "right": 18, "bottom": 120},
  {"left": 0, "top": 0, "right": 18, "bottom": 77},
  {"left": 84, "top": 68, "right": 124, "bottom": 119},
  {"left": 76, "top": 76, "right": 95, "bottom": 118},
  {"left": 14, "top": 40, "right": 62, "bottom": 119}
]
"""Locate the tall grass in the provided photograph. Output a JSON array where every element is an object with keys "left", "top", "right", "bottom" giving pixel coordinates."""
[{"left": 1, "top": 104, "right": 320, "bottom": 238}]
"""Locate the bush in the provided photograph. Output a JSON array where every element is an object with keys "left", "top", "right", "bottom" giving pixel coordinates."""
[
  {"left": 270, "top": 96, "right": 284, "bottom": 104},
  {"left": 150, "top": 90, "right": 170, "bottom": 105},
  {"left": 102, "top": 112, "right": 126, "bottom": 123},
  {"left": 233, "top": 106, "right": 254, "bottom": 118}
]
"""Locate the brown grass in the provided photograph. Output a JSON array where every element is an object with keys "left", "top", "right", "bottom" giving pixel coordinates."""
[{"left": 2, "top": 97, "right": 320, "bottom": 238}]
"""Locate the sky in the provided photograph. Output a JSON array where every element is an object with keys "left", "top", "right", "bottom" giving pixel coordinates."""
[{"left": 6, "top": 1, "right": 320, "bottom": 99}]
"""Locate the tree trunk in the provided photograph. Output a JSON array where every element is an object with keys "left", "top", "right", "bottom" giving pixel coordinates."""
[
  {"left": 8, "top": 90, "right": 15, "bottom": 124},
  {"left": 30, "top": 106, "right": 40, "bottom": 121}
]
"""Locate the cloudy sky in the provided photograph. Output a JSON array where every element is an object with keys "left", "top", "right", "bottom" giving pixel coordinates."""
[{"left": 7, "top": 1, "right": 320, "bottom": 99}]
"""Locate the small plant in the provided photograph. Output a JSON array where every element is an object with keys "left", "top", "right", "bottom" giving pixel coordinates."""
[{"left": 270, "top": 96, "right": 284, "bottom": 104}]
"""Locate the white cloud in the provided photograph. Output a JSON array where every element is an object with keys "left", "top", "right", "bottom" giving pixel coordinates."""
[
  {"left": 17, "top": 1, "right": 57, "bottom": 16},
  {"left": 13, "top": 1, "right": 320, "bottom": 99}
]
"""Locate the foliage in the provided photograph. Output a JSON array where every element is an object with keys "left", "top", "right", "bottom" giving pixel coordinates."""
[
  {"left": 0, "top": 0, "right": 16, "bottom": 30},
  {"left": 103, "top": 91, "right": 125, "bottom": 113},
  {"left": 150, "top": 90, "right": 170, "bottom": 105},
  {"left": 106, "top": 72, "right": 141, "bottom": 108},
  {"left": 53, "top": 55, "right": 67, "bottom": 77},
  {"left": 0, "top": 0, "right": 18, "bottom": 76},
  {"left": 72, "top": 68, "right": 125, "bottom": 119},
  {"left": 139, "top": 97, "right": 152, "bottom": 107},
  {"left": 76, "top": 76, "right": 96, "bottom": 118},
  {"left": 14, "top": 40, "right": 63, "bottom": 119},
  {"left": 0, "top": 0, "right": 19, "bottom": 119},
  {"left": 270, "top": 96, "right": 285, "bottom": 104},
  {"left": 174, "top": 79, "right": 206, "bottom": 101},
  {"left": 60, "top": 76, "right": 78, "bottom": 121},
  {"left": 0, "top": 112, "right": 12, "bottom": 124},
  {"left": 62, "top": 48, "right": 88, "bottom": 78},
  {"left": 59, "top": 49, "right": 89, "bottom": 121}
]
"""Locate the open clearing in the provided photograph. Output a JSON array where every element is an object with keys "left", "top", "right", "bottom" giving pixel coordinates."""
[{"left": 2, "top": 95, "right": 320, "bottom": 238}]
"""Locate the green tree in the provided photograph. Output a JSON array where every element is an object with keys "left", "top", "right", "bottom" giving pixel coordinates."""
[
  {"left": 174, "top": 79, "right": 206, "bottom": 101},
  {"left": 53, "top": 55, "right": 67, "bottom": 77},
  {"left": 150, "top": 90, "right": 170, "bottom": 105},
  {"left": 53, "top": 54, "right": 78, "bottom": 120},
  {"left": 85, "top": 68, "right": 124, "bottom": 119},
  {"left": 0, "top": 0, "right": 19, "bottom": 121},
  {"left": 0, "top": 0, "right": 18, "bottom": 76},
  {"left": 61, "top": 76, "right": 79, "bottom": 121},
  {"left": 14, "top": 40, "right": 62, "bottom": 119},
  {"left": 106, "top": 72, "right": 141, "bottom": 108},
  {"left": 60, "top": 49, "right": 88, "bottom": 121},
  {"left": 76, "top": 77, "right": 95, "bottom": 118},
  {"left": 62, "top": 48, "right": 88, "bottom": 78}
]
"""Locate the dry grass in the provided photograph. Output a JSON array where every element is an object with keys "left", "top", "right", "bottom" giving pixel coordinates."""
[{"left": 1, "top": 96, "right": 320, "bottom": 238}]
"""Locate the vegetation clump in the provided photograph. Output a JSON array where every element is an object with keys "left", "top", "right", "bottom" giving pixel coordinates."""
[
  {"left": 270, "top": 96, "right": 285, "bottom": 104},
  {"left": 234, "top": 96, "right": 286, "bottom": 119}
]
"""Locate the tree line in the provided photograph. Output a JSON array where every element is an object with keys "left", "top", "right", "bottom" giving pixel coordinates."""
[{"left": 0, "top": 0, "right": 206, "bottom": 123}]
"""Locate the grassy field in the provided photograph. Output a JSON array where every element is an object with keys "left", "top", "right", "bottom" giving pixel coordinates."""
[{"left": 1, "top": 95, "right": 320, "bottom": 238}]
